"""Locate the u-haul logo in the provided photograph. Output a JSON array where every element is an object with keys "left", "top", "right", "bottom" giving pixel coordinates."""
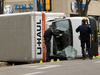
[
  {"left": 36, "top": 12, "right": 46, "bottom": 60},
  {"left": 36, "top": 19, "right": 42, "bottom": 55}
]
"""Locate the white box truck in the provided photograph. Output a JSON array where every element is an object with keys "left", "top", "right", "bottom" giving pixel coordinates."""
[{"left": 0, "top": 12, "right": 98, "bottom": 62}]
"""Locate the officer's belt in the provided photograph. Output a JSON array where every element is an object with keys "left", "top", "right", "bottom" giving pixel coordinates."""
[
  {"left": 45, "top": 38, "right": 50, "bottom": 41},
  {"left": 81, "top": 36, "right": 89, "bottom": 39}
]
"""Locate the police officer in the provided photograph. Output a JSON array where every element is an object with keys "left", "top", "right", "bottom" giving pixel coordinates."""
[
  {"left": 44, "top": 23, "right": 62, "bottom": 62},
  {"left": 76, "top": 18, "right": 92, "bottom": 60}
]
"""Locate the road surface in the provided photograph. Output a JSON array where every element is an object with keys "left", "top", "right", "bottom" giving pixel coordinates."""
[{"left": 0, "top": 58, "right": 100, "bottom": 75}]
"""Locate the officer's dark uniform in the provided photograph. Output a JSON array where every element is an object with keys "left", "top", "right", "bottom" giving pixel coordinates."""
[
  {"left": 44, "top": 28, "right": 59, "bottom": 62},
  {"left": 76, "top": 20, "right": 92, "bottom": 59}
]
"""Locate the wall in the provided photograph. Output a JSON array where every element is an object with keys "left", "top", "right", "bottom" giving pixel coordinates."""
[
  {"left": 51, "top": 0, "right": 76, "bottom": 17},
  {"left": 88, "top": 1, "right": 100, "bottom": 16}
]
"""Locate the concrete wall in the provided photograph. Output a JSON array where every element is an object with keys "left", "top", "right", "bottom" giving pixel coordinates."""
[
  {"left": 52, "top": 0, "right": 68, "bottom": 16},
  {"left": 51, "top": 0, "right": 77, "bottom": 17},
  {"left": 88, "top": 1, "right": 100, "bottom": 16}
]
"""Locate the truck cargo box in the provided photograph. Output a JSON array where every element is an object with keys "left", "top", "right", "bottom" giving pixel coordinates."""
[{"left": 0, "top": 12, "right": 65, "bottom": 62}]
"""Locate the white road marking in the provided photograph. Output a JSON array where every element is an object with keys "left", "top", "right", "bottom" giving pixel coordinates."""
[
  {"left": 24, "top": 66, "right": 39, "bottom": 68},
  {"left": 22, "top": 71, "right": 44, "bottom": 75},
  {"left": 36, "top": 65, "right": 61, "bottom": 69},
  {"left": 93, "top": 61, "right": 100, "bottom": 63},
  {"left": 24, "top": 65, "right": 50, "bottom": 68}
]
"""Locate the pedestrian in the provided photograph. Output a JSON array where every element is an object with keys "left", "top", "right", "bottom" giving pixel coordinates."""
[
  {"left": 76, "top": 18, "right": 92, "bottom": 60},
  {"left": 44, "top": 22, "right": 62, "bottom": 62}
]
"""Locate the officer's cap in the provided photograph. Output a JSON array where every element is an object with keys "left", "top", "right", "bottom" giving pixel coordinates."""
[
  {"left": 82, "top": 18, "right": 88, "bottom": 22},
  {"left": 82, "top": 18, "right": 88, "bottom": 24},
  {"left": 83, "top": 18, "right": 88, "bottom": 20}
]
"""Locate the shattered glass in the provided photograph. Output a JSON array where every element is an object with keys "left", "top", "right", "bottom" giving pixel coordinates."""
[
  {"left": 57, "top": 46, "right": 77, "bottom": 58},
  {"left": 53, "top": 20, "right": 77, "bottom": 59}
]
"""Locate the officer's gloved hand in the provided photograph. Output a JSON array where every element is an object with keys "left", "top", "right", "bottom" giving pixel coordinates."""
[{"left": 56, "top": 34, "right": 62, "bottom": 38}]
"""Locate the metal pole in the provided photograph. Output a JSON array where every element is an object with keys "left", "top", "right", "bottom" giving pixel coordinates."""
[{"left": 33, "top": 0, "right": 37, "bottom": 11}]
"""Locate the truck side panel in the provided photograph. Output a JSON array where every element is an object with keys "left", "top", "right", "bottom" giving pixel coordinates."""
[{"left": 0, "top": 14, "right": 32, "bottom": 62}]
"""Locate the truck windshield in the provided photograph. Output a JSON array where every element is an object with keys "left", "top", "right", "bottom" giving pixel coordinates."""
[{"left": 53, "top": 19, "right": 76, "bottom": 58}]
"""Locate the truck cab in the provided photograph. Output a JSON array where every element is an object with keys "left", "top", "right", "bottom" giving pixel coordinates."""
[{"left": 47, "top": 17, "right": 98, "bottom": 58}]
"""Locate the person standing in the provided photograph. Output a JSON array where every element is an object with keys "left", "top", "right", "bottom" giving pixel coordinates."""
[
  {"left": 44, "top": 23, "right": 62, "bottom": 62},
  {"left": 76, "top": 18, "right": 92, "bottom": 60}
]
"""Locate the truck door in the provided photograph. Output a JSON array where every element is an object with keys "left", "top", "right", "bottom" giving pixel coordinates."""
[
  {"left": 87, "top": 17, "right": 98, "bottom": 56},
  {"left": 52, "top": 19, "right": 73, "bottom": 57}
]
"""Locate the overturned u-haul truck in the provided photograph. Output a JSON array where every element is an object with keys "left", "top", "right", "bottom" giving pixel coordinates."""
[{"left": 0, "top": 12, "right": 98, "bottom": 62}]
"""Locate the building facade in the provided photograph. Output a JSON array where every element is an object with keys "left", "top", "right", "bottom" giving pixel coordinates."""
[
  {"left": 3, "top": 0, "right": 100, "bottom": 27},
  {"left": 52, "top": 0, "right": 100, "bottom": 27}
]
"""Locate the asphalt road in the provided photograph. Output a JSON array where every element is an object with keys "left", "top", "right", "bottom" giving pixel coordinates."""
[{"left": 0, "top": 58, "right": 100, "bottom": 75}]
